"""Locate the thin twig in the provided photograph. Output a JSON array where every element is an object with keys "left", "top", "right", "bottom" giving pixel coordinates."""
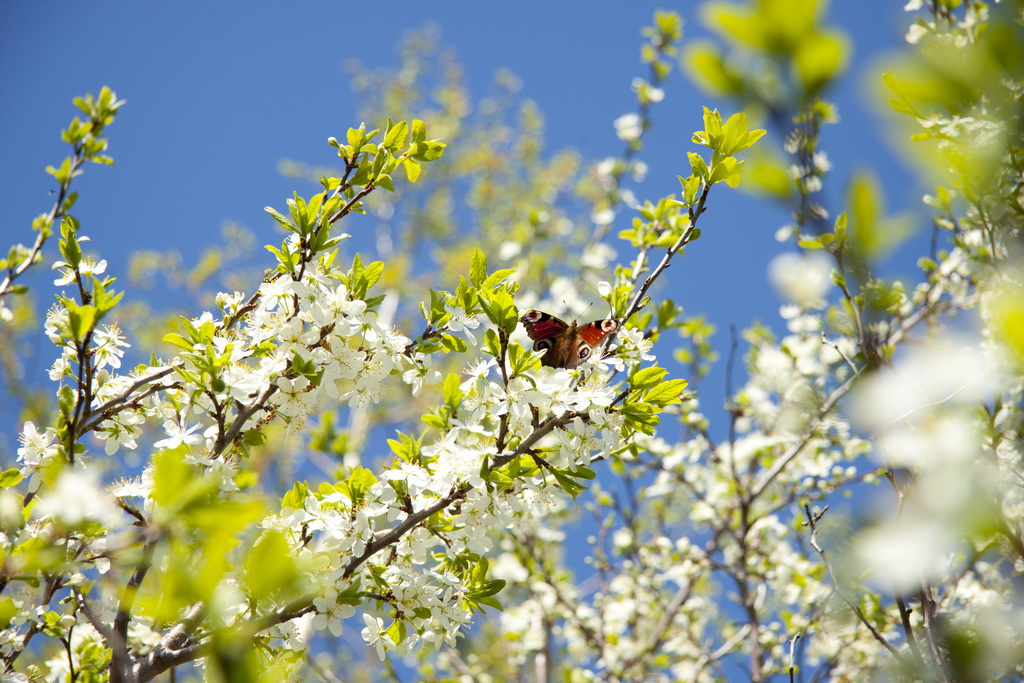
[
  {"left": 621, "top": 185, "right": 710, "bottom": 326},
  {"left": 0, "top": 143, "right": 87, "bottom": 299},
  {"left": 74, "top": 587, "right": 132, "bottom": 682},
  {"left": 802, "top": 505, "right": 902, "bottom": 660},
  {"left": 789, "top": 632, "right": 802, "bottom": 683}
]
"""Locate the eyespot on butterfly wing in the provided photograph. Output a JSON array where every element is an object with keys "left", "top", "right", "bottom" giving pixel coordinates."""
[{"left": 577, "top": 319, "right": 620, "bottom": 346}]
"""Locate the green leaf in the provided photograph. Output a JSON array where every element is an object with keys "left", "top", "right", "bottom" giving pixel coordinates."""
[
  {"left": 550, "top": 468, "right": 588, "bottom": 499},
  {"left": 0, "top": 469, "right": 23, "bottom": 488},
  {"left": 162, "top": 333, "right": 194, "bottom": 351},
  {"left": 702, "top": 106, "right": 723, "bottom": 142},
  {"left": 622, "top": 401, "right": 659, "bottom": 435},
  {"left": 470, "top": 579, "right": 507, "bottom": 599},
  {"left": 709, "top": 156, "right": 741, "bottom": 186},
  {"left": 645, "top": 379, "right": 688, "bottom": 406},
  {"left": 46, "top": 157, "right": 74, "bottom": 185},
  {"left": 470, "top": 250, "right": 487, "bottom": 288},
  {"left": 473, "top": 595, "right": 504, "bottom": 611},
  {"left": 281, "top": 482, "right": 311, "bottom": 512},
  {"left": 382, "top": 118, "right": 409, "bottom": 154},
  {"left": 482, "top": 268, "right": 516, "bottom": 289},
  {"left": 569, "top": 465, "right": 596, "bottom": 480},
  {"left": 349, "top": 161, "right": 372, "bottom": 187},
  {"left": 688, "top": 152, "right": 709, "bottom": 181},
  {"left": 678, "top": 174, "right": 702, "bottom": 206},
  {"left": 66, "top": 302, "right": 97, "bottom": 341},
  {"left": 834, "top": 212, "right": 848, "bottom": 244},
  {"left": 631, "top": 366, "right": 667, "bottom": 390},
  {"left": 371, "top": 147, "right": 389, "bottom": 179},
  {"left": 443, "top": 373, "right": 464, "bottom": 408},
  {"left": 403, "top": 158, "right": 422, "bottom": 183},
  {"left": 441, "top": 334, "right": 468, "bottom": 353},
  {"left": 480, "top": 287, "right": 515, "bottom": 328},
  {"left": 265, "top": 206, "right": 296, "bottom": 232},
  {"left": 347, "top": 125, "right": 366, "bottom": 149},
  {"left": 58, "top": 219, "right": 81, "bottom": 268},
  {"left": 721, "top": 113, "right": 766, "bottom": 155},
  {"left": 719, "top": 111, "right": 747, "bottom": 155},
  {"left": 363, "top": 261, "right": 384, "bottom": 290},
  {"left": 846, "top": 173, "right": 912, "bottom": 262},
  {"left": 245, "top": 530, "right": 301, "bottom": 601},
  {"left": 388, "top": 431, "right": 422, "bottom": 463},
  {"left": 386, "top": 619, "right": 406, "bottom": 646},
  {"left": 0, "top": 597, "right": 18, "bottom": 629},
  {"left": 849, "top": 174, "right": 876, "bottom": 250},
  {"left": 484, "top": 328, "right": 501, "bottom": 358},
  {"left": 243, "top": 429, "right": 267, "bottom": 446},
  {"left": 151, "top": 446, "right": 196, "bottom": 509},
  {"left": 685, "top": 41, "right": 744, "bottom": 95},
  {"left": 793, "top": 29, "right": 849, "bottom": 94},
  {"left": 422, "top": 414, "right": 448, "bottom": 431},
  {"left": 410, "top": 119, "right": 426, "bottom": 144},
  {"left": 345, "top": 467, "right": 378, "bottom": 501},
  {"left": 92, "top": 278, "right": 123, "bottom": 318},
  {"left": 410, "top": 140, "right": 446, "bottom": 162}
]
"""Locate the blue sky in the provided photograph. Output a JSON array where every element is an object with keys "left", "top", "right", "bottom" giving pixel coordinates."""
[{"left": 1, "top": 1, "right": 919, "bottom": 446}]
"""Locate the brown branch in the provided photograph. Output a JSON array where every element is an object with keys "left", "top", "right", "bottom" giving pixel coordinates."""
[
  {"left": 748, "top": 374, "right": 856, "bottom": 499},
  {"left": 882, "top": 469, "right": 928, "bottom": 673},
  {"left": 802, "top": 505, "right": 903, "bottom": 660},
  {"left": 77, "top": 365, "right": 181, "bottom": 436},
  {"left": 0, "top": 141, "right": 88, "bottom": 299},
  {"left": 133, "top": 602, "right": 205, "bottom": 682},
  {"left": 526, "top": 535, "right": 605, "bottom": 655},
  {"left": 211, "top": 382, "right": 279, "bottom": 456},
  {"left": 2, "top": 574, "right": 65, "bottom": 672},
  {"left": 917, "top": 584, "right": 952, "bottom": 682},
  {"left": 253, "top": 599, "right": 317, "bottom": 633},
  {"left": 341, "top": 412, "right": 579, "bottom": 579},
  {"left": 113, "top": 530, "right": 158, "bottom": 644},
  {"left": 72, "top": 587, "right": 132, "bottom": 683},
  {"left": 788, "top": 632, "right": 802, "bottom": 683},
  {"left": 621, "top": 184, "right": 710, "bottom": 327},
  {"left": 617, "top": 579, "right": 695, "bottom": 675}
]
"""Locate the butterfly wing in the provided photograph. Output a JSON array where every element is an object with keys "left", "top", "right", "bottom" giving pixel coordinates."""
[
  {"left": 557, "top": 319, "right": 620, "bottom": 369},
  {"left": 519, "top": 309, "right": 569, "bottom": 340},
  {"left": 577, "top": 319, "right": 620, "bottom": 347},
  {"left": 520, "top": 310, "right": 573, "bottom": 367}
]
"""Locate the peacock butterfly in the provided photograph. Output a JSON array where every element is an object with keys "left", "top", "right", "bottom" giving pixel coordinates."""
[{"left": 519, "top": 309, "right": 620, "bottom": 369}]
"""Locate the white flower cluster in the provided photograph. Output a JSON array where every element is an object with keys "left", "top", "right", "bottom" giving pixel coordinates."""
[
  {"left": 480, "top": 296, "right": 893, "bottom": 678},
  {"left": 29, "top": 250, "right": 429, "bottom": 470},
  {"left": 12, "top": 212, "right": 648, "bottom": 665},
  {"left": 257, "top": 355, "right": 623, "bottom": 653},
  {"left": 903, "top": 0, "right": 988, "bottom": 45}
]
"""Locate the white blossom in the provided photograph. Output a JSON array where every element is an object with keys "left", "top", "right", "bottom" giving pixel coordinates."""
[
  {"left": 768, "top": 251, "right": 832, "bottom": 307},
  {"left": 613, "top": 113, "right": 643, "bottom": 142}
]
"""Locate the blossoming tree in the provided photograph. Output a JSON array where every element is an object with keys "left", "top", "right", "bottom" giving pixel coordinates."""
[{"left": 2, "top": 1, "right": 1023, "bottom": 681}]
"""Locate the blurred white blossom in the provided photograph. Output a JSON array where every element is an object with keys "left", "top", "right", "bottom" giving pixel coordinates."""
[{"left": 768, "top": 251, "right": 833, "bottom": 307}]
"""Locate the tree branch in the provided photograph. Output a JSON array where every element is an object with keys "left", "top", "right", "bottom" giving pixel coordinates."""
[
  {"left": 802, "top": 505, "right": 903, "bottom": 660},
  {"left": 133, "top": 602, "right": 205, "bottom": 683}
]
